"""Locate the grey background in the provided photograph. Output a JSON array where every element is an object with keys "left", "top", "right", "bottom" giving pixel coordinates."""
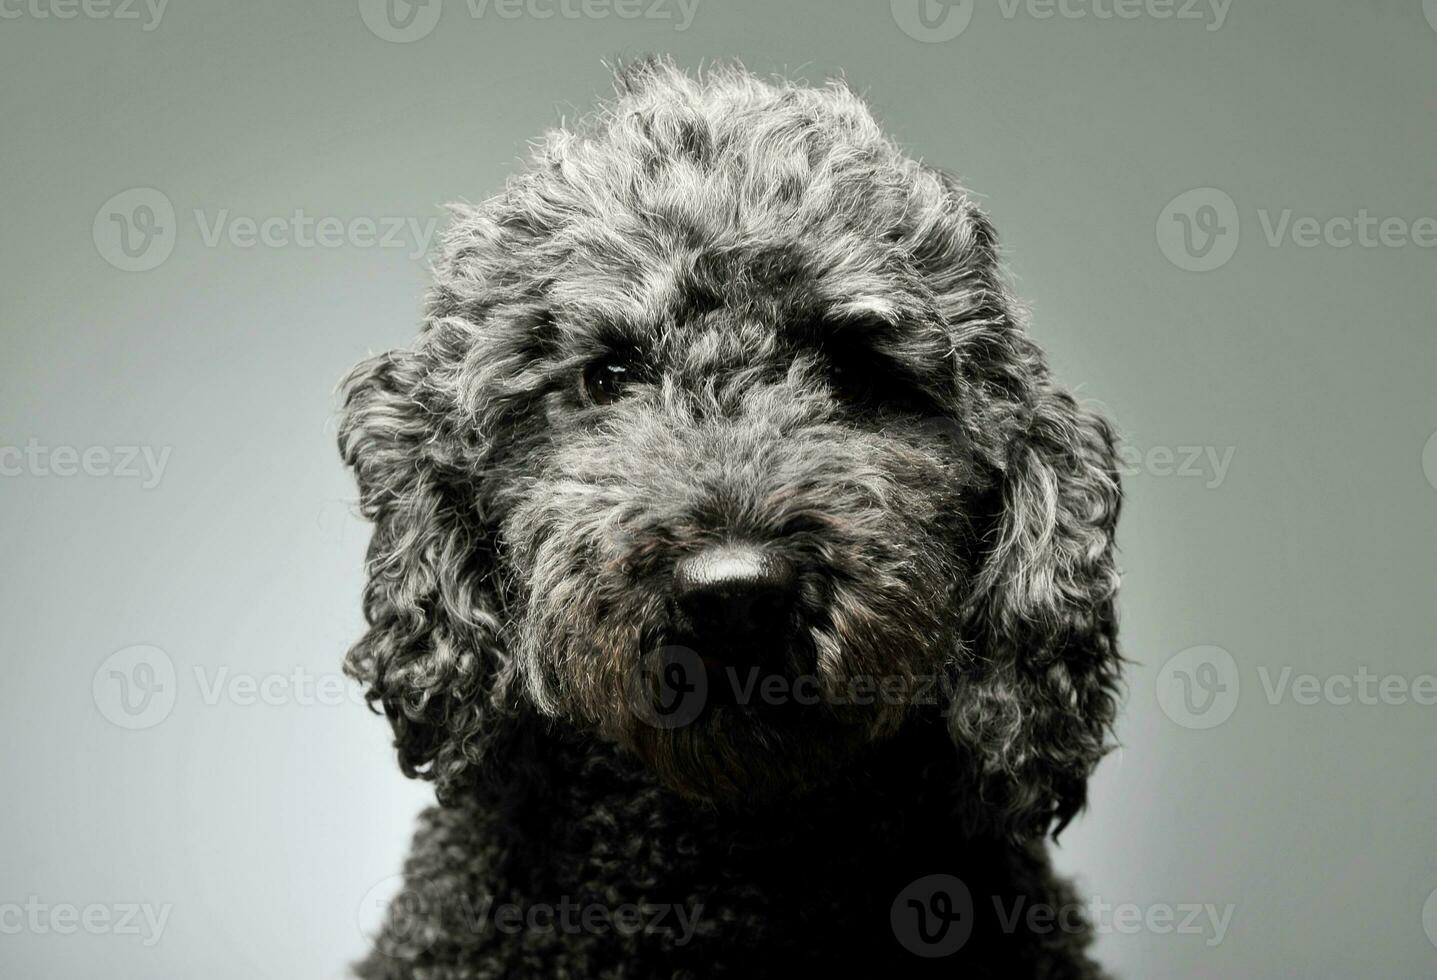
[{"left": 3, "top": 0, "right": 1436, "bottom": 976}]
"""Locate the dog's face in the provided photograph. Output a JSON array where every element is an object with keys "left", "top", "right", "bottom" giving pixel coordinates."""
[
  {"left": 341, "top": 61, "right": 1122, "bottom": 838},
  {"left": 499, "top": 267, "right": 983, "bottom": 802}
]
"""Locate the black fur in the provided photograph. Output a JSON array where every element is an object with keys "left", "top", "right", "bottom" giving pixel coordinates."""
[{"left": 340, "top": 57, "right": 1122, "bottom": 978}]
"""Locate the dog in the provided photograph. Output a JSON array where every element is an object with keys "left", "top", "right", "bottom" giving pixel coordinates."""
[{"left": 340, "top": 57, "right": 1122, "bottom": 978}]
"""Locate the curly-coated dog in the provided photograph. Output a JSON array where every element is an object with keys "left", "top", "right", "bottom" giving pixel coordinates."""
[{"left": 340, "top": 57, "right": 1122, "bottom": 978}]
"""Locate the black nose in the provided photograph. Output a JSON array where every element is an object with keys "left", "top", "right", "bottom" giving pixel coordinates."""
[{"left": 673, "top": 545, "right": 796, "bottom": 643}]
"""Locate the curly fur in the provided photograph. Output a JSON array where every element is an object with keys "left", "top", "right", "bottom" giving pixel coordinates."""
[{"left": 340, "top": 57, "right": 1122, "bottom": 978}]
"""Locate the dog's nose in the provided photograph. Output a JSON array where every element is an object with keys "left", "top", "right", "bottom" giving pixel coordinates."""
[{"left": 673, "top": 545, "right": 796, "bottom": 640}]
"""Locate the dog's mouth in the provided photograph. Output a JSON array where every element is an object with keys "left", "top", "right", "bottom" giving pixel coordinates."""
[
  {"left": 598, "top": 586, "right": 947, "bottom": 803},
  {"left": 636, "top": 612, "right": 926, "bottom": 736},
  {"left": 672, "top": 626, "right": 805, "bottom": 684},
  {"left": 519, "top": 529, "right": 957, "bottom": 802},
  {"left": 635, "top": 630, "right": 813, "bottom": 717},
  {"left": 662, "top": 608, "right": 814, "bottom": 715},
  {"left": 633, "top": 542, "right": 934, "bottom": 728}
]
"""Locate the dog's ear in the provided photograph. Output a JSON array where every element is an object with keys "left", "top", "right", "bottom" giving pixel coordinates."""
[
  {"left": 908, "top": 166, "right": 1122, "bottom": 839},
  {"left": 948, "top": 368, "right": 1123, "bottom": 840},
  {"left": 338, "top": 339, "right": 510, "bottom": 800}
]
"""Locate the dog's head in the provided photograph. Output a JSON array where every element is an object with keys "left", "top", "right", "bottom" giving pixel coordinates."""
[{"left": 340, "top": 59, "right": 1121, "bottom": 839}]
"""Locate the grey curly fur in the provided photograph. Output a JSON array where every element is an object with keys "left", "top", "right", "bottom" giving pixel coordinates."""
[{"left": 340, "top": 56, "right": 1122, "bottom": 978}]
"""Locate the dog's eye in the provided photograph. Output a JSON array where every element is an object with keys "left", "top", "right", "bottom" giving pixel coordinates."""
[
  {"left": 582, "top": 358, "right": 638, "bottom": 405},
  {"left": 827, "top": 354, "right": 899, "bottom": 407},
  {"left": 827, "top": 359, "right": 870, "bottom": 400},
  {"left": 825, "top": 349, "right": 938, "bottom": 417}
]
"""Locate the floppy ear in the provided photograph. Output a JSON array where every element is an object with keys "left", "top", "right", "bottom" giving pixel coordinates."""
[
  {"left": 338, "top": 337, "right": 511, "bottom": 800},
  {"left": 949, "top": 369, "right": 1123, "bottom": 840},
  {"left": 904, "top": 166, "right": 1123, "bottom": 839}
]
